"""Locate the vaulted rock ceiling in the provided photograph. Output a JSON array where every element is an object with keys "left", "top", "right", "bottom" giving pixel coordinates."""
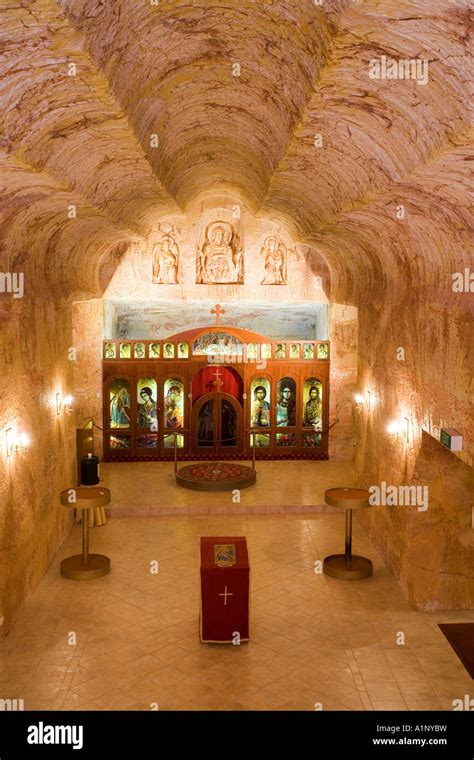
[{"left": 0, "top": 0, "right": 472, "bottom": 304}]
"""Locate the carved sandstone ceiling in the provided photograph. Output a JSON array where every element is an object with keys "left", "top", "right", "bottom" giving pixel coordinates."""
[{"left": 0, "top": 0, "right": 471, "bottom": 302}]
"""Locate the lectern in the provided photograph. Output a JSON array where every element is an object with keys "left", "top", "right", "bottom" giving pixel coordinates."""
[{"left": 200, "top": 536, "right": 250, "bottom": 643}]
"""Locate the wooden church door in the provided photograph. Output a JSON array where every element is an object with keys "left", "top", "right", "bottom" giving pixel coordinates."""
[{"left": 192, "top": 392, "right": 243, "bottom": 455}]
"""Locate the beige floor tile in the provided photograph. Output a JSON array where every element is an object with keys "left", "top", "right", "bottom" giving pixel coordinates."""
[
  {"left": 364, "top": 680, "right": 405, "bottom": 702},
  {"left": 1, "top": 512, "right": 472, "bottom": 712}
]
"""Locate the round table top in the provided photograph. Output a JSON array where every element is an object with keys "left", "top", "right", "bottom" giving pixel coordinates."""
[
  {"left": 60, "top": 486, "right": 111, "bottom": 509},
  {"left": 324, "top": 487, "right": 371, "bottom": 510}
]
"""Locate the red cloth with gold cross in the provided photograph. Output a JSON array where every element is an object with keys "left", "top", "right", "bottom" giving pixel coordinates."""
[{"left": 200, "top": 536, "right": 250, "bottom": 643}]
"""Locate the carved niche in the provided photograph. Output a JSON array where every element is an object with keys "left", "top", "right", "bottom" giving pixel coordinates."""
[
  {"left": 152, "top": 233, "right": 179, "bottom": 284},
  {"left": 260, "top": 236, "right": 287, "bottom": 285},
  {"left": 196, "top": 221, "right": 243, "bottom": 284}
]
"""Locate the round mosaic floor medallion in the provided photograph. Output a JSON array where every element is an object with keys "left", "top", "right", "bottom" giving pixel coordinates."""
[{"left": 176, "top": 461, "right": 256, "bottom": 491}]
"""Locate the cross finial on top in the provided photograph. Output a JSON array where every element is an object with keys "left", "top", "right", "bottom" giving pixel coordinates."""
[{"left": 211, "top": 304, "right": 225, "bottom": 326}]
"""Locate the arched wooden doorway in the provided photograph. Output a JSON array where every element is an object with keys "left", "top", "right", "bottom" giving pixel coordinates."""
[{"left": 192, "top": 392, "right": 243, "bottom": 455}]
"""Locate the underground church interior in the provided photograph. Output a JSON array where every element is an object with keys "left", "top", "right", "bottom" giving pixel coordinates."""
[{"left": 0, "top": 0, "right": 472, "bottom": 719}]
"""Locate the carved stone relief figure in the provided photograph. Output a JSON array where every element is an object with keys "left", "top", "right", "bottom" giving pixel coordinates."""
[
  {"left": 196, "top": 221, "right": 243, "bottom": 284},
  {"left": 260, "top": 235, "right": 287, "bottom": 285},
  {"left": 152, "top": 233, "right": 179, "bottom": 284}
]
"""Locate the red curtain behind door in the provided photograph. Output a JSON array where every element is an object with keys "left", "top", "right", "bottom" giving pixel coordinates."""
[{"left": 192, "top": 366, "right": 243, "bottom": 403}]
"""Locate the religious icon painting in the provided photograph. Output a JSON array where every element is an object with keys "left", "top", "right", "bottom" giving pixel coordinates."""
[
  {"left": 137, "top": 378, "right": 157, "bottom": 428},
  {"left": 149, "top": 342, "right": 161, "bottom": 359},
  {"left": 109, "top": 434, "right": 130, "bottom": 449},
  {"left": 317, "top": 343, "right": 329, "bottom": 359},
  {"left": 163, "top": 342, "right": 175, "bottom": 358},
  {"left": 178, "top": 342, "right": 189, "bottom": 358},
  {"left": 192, "top": 331, "right": 242, "bottom": 356},
  {"left": 197, "top": 399, "right": 214, "bottom": 446},
  {"left": 246, "top": 343, "right": 257, "bottom": 360},
  {"left": 303, "top": 379, "right": 323, "bottom": 428},
  {"left": 164, "top": 378, "right": 184, "bottom": 429},
  {"left": 221, "top": 399, "right": 237, "bottom": 447},
  {"left": 261, "top": 343, "right": 271, "bottom": 359},
  {"left": 276, "top": 377, "right": 296, "bottom": 427},
  {"left": 104, "top": 342, "right": 116, "bottom": 359},
  {"left": 120, "top": 342, "right": 131, "bottom": 359},
  {"left": 214, "top": 544, "right": 237, "bottom": 566},
  {"left": 250, "top": 432, "right": 271, "bottom": 448},
  {"left": 164, "top": 433, "right": 184, "bottom": 449},
  {"left": 134, "top": 342, "right": 146, "bottom": 359},
  {"left": 276, "top": 432, "right": 296, "bottom": 447},
  {"left": 303, "top": 343, "right": 314, "bottom": 359},
  {"left": 274, "top": 342, "right": 286, "bottom": 359},
  {"left": 290, "top": 343, "right": 300, "bottom": 359},
  {"left": 250, "top": 378, "right": 271, "bottom": 427},
  {"left": 110, "top": 379, "right": 131, "bottom": 428},
  {"left": 303, "top": 432, "right": 322, "bottom": 448},
  {"left": 137, "top": 434, "right": 158, "bottom": 448}
]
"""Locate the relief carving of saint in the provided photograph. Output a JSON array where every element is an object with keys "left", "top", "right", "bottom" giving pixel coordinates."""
[
  {"left": 260, "top": 236, "right": 287, "bottom": 285},
  {"left": 152, "top": 234, "right": 179, "bottom": 284},
  {"left": 197, "top": 221, "right": 243, "bottom": 284}
]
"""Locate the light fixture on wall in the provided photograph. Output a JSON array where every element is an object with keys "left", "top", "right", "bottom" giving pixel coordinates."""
[
  {"left": 403, "top": 416, "right": 411, "bottom": 444},
  {"left": 355, "top": 390, "right": 378, "bottom": 411},
  {"left": 387, "top": 420, "right": 402, "bottom": 438},
  {"left": 63, "top": 395, "right": 74, "bottom": 414},
  {"left": 14, "top": 432, "right": 30, "bottom": 454},
  {"left": 367, "top": 390, "right": 379, "bottom": 412},
  {"left": 53, "top": 392, "right": 74, "bottom": 415},
  {"left": 4, "top": 427, "right": 30, "bottom": 457}
]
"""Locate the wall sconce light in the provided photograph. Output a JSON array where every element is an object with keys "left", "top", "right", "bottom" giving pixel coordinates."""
[
  {"left": 63, "top": 395, "right": 74, "bottom": 414},
  {"left": 403, "top": 416, "right": 411, "bottom": 443},
  {"left": 387, "top": 420, "right": 402, "bottom": 437},
  {"left": 5, "top": 427, "right": 15, "bottom": 457},
  {"left": 4, "top": 427, "right": 30, "bottom": 456},
  {"left": 15, "top": 432, "right": 30, "bottom": 454},
  {"left": 354, "top": 393, "right": 365, "bottom": 406},
  {"left": 55, "top": 392, "right": 62, "bottom": 415},
  {"left": 367, "top": 390, "right": 380, "bottom": 412}
]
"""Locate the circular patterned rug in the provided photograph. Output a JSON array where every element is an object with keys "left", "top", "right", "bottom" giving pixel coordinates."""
[{"left": 176, "top": 461, "right": 256, "bottom": 491}]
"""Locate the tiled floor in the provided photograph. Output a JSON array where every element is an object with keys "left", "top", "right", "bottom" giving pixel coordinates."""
[
  {"left": 1, "top": 514, "right": 472, "bottom": 711},
  {"left": 101, "top": 459, "right": 357, "bottom": 514}
]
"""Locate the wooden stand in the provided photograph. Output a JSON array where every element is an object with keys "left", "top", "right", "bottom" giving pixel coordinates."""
[
  {"left": 60, "top": 487, "right": 111, "bottom": 580},
  {"left": 323, "top": 487, "right": 373, "bottom": 580}
]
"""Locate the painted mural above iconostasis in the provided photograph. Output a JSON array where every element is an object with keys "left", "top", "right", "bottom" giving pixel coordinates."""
[{"left": 104, "top": 300, "right": 330, "bottom": 342}]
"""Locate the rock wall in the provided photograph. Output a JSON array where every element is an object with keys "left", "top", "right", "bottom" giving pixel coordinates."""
[
  {"left": 72, "top": 300, "right": 104, "bottom": 458},
  {"left": 354, "top": 300, "right": 474, "bottom": 609},
  {"left": 329, "top": 304, "right": 358, "bottom": 460},
  {"left": 0, "top": 297, "right": 75, "bottom": 638}
]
